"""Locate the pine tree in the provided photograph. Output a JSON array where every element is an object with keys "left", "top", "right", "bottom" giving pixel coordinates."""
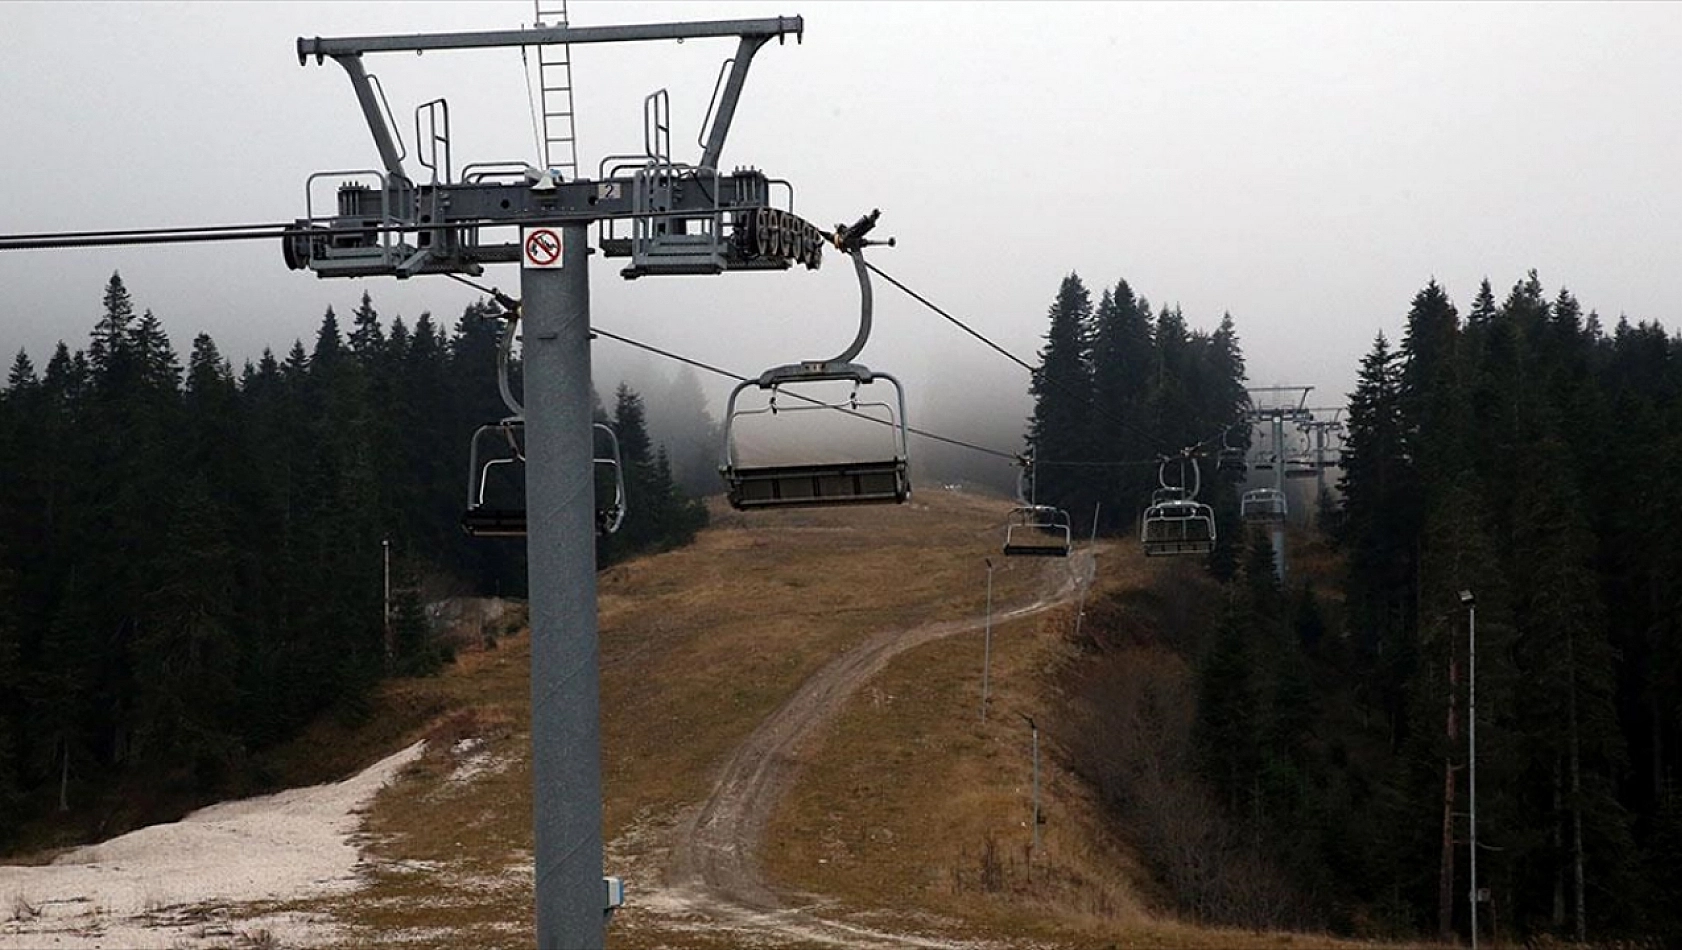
[
  {"left": 0, "top": 563, "right": 22, "bottom": 848},
  {"left": 1088, "top": 279, "right": 1155, "bottom": 532},
  {"left": 1509, "top": 435, "right": 1633, "bottom": 940},
  {"left": 648, "top": 364, "right": 724, "bottom": 497},
  {"left": 348, "top": 291, "right": 386, "bottom": 364},
  {"left": 1027, "top": 274, "right": 1094, "bottom": 520},
  {"left": 1338, "top": 333, "right": 1419, "bottom": 746},
  {"left": 87, "top": 273, "right": 136, "bottom": 394}
]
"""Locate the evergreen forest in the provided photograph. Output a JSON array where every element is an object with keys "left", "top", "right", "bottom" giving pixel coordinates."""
[
  {"left": 1028, "top": 271, "right": 1682, "bottom": 943},
  {"left": 0, "top": 274, "right": 706, "bottom": 850},
  {"left": 4, "top": 263, "right": 1681, "bottom": 945}
]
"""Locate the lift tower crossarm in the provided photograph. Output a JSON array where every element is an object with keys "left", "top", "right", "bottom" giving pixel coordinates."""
[
  {"left": 297, "top": 18, "right": 803, "bottom": 59},
  {"left": 300, "top": 17, "right": 803, "bottom": 179}
]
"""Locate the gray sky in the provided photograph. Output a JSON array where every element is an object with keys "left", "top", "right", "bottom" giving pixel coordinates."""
[{"left": 5, "top": 1, "right": 1680, "bottom": 463}]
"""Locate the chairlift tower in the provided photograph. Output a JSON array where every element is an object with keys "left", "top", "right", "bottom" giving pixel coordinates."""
[
  {"left": 288, "top": 14, "right": 808, "bottom": 948},
  {"left": 1296, "top": 407, "right": 1345, "bottom": 518},
  {"left": 1244, "top": 386, "right": 1313, "bottom": 581}
]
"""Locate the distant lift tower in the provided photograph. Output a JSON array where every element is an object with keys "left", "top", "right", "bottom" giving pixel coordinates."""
[
  {"left": 1296, "top": 407, "right": 1345, "bottom": 522},
  {"left": 287, "top": 15, "right": 807, "bottom": 949},
  {"left": 1243, "top": 386, "right": 1313, "bottom": 581}
]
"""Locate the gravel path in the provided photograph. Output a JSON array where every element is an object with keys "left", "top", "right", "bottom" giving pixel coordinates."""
[{"left": 638, "top": 553, "right": 1093, "bottom": 948}]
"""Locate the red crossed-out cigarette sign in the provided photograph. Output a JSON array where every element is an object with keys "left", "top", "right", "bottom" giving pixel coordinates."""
[{"left": 523, "top": 227, "right": 564, "bottom": 269}]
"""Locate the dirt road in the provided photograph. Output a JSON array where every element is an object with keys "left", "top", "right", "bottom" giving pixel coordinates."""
[{"left": 627, "top": 552, "right": 1094, "bottom": 948}]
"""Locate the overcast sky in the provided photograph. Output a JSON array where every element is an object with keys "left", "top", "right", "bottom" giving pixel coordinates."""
[{"left": 5, "top": 1, "right": 1680, "bottom": 462}]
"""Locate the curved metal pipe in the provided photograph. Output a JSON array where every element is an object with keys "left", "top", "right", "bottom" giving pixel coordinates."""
[
  {"left": 498, "top": 309, "right": 524, "bottom": 419},
  {"left": 824, "top": 248, "right": 872, "bottom": 366}
]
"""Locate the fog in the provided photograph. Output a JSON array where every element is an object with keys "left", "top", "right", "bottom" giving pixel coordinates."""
[{"left": 5, "top": 1, "right": 1679, "bottom": 488}]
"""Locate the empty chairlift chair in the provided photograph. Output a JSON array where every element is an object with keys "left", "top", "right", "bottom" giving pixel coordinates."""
[
  {"left": 461, "top": 420, "right": 630, "bottom": 538},
  {"left": 1285, "top": 444, "right": 1319, "bottom": 479},
  {"left": 1001, "top": 454, "right": 1070, "bottom": 557},
  {"left": 1218, "top": 426, "right": 1249, "bottom": 475},
  {"left": 462, "top": 420, "right": 528, "bottom": 538},
  {"left": 1003, "top": 505, "right": 1072, "bottom": 557},
  {"left": 719, "top": 211, "right": 910, "bottom": 510},
  {"left": 592, "top": 422, "right": 627, "bottom": 535},
  {"left": 721, "top": 369, "right": 909, "bottom": 508},
  {"left": 1240, "top": 487, "right": 1288, "bottom": 525},
  {"left": 1140, "top": 457, "right": 1217, "bottom": 557}
]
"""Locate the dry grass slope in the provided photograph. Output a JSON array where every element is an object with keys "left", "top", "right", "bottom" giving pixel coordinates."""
[{"left": 263, "top": 490, "right": 1422, "bottom": 950}]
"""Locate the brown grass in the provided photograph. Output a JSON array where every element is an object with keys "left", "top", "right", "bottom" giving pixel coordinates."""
[{"left": 252, "top": 490, "right": 1420, "bottom": 949}]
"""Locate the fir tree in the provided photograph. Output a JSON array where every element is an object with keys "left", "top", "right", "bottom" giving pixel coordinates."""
[{"left": 1027, "top": 274, "right": 1094, "bottom": 520}]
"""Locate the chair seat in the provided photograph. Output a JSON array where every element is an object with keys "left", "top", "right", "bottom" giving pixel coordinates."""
[
  {"left": 1144, "top": 539, "right": 1215, "bottom": 557},
  {"left": 461, "top": 507, "right": 526, "bottom": 538},
  {"left": 1003, "top": 542, "right": 1070, "bottom": 557},
  {"left": 726, "top": 459, "right": 909, "bottom": 509}
]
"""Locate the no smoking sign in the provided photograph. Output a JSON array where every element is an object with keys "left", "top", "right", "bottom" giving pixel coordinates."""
[{"left": 522, "top": 227, "right": 564, "bottom": 269}]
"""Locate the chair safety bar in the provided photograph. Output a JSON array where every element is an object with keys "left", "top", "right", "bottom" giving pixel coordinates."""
[{"left": 720, "top": 365, "right": 910, "bottom": 510}]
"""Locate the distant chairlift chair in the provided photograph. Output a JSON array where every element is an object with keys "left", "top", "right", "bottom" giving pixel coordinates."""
[
  {"left": 720, "top": 211, "right": 909, "bottom": 510},
  {"left": 1240, "top": 487, "right": 1288, "bottom": 525},
  {"left": 1003, "top": 505, "right": 1072, "bottom": 557},
  {"left": 1140, "top": 456, "right": 1217, "bottom": 557},
  {"left": 1002, "top": 454, "right": 1071, "bottom": 557},
  {"left": 1217, "top": 425, "right": 1249, "bottom": 475}
]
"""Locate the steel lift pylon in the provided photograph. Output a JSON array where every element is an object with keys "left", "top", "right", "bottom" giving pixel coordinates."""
[{"left": 288, "top": 14, "right": 810, "bottom": 948}]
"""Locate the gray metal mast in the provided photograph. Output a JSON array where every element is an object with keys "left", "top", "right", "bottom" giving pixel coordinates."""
[
  {"left": 1245, "top": 386, "right": 1313, "bottom": 583},
  {"left": 289, "top": 15, "right": 806, "bottom": 948},
  {"left": 1296, "top": 407, "right": 1345, "bottom": 524},
  {"left": 1270, "top": 410, "right": 1287, "bottom": 580}
]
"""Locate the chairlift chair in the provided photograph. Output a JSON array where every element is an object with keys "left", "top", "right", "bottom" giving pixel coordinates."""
[
  {"left": 1240, "top": 487, "right": 1288, "bottom": 525},
  {"left": 719, "top": 211, "right": 910, "bottom": 510},
  {"left": 460, "top": 420, "right": 631, "bottom": 538},
  {"left": 999, "top": 453, "right": 1071, "bottom": 557},
  {"left": 1217, "top": 426, "right": 1249, "bottom": 474},
  {"left": 459, "top": 298, "right": 631, "bottom": 538},
  {"left": 1140, "top": 457, "right": 1216, "bottom": 557},
  {"left": 461, "top": 420, "right": 528, "bottom": 538},
  {"left": 593, "top": 422, "right": 627, "bottom": 535},
  {"left": 721, "top": 368, "right": 910, "bottom": 509},
  {"left": 1003, "top": 505, "right": 1072, "bottom": 557}
]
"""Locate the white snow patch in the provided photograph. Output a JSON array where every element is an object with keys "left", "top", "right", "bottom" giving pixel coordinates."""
[
  {"left": 0, "top": 740, "right": 425, "bottom": 949},
  {"left": 444, "top": 736, "right": 509, "bottom": 788}
]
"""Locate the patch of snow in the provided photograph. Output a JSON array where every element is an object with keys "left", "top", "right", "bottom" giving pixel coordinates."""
[{"left": 0, "top": 740, "right": 425, "bottom": 949}]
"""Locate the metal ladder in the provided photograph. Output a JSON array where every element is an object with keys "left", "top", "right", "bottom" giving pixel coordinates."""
[{"left": 534, "top": 0, "right": 579, "bottom": 180}]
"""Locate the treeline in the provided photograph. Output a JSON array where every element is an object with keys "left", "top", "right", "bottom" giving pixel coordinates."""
[
  {"left": 0, "top": 273, "right": 707, "bottom": 850},
  {"left": 1325, "top": 272, "right": 1682, "bottom": 940},
  {"left": 1026, "top": 273, "right": 1250, "bottom": 570},
  {"left": 1040, "top": 269, "right": 1682, "bottom": 942}
]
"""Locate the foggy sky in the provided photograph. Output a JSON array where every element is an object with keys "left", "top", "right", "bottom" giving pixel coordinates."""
[{"left": 4, "top": 1, "right": 1679, "bottom": 474}]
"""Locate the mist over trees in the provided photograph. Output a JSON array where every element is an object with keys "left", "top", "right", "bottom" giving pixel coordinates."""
[{"left": 0, "top": 274, "right": 707, "bottom": 851}]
